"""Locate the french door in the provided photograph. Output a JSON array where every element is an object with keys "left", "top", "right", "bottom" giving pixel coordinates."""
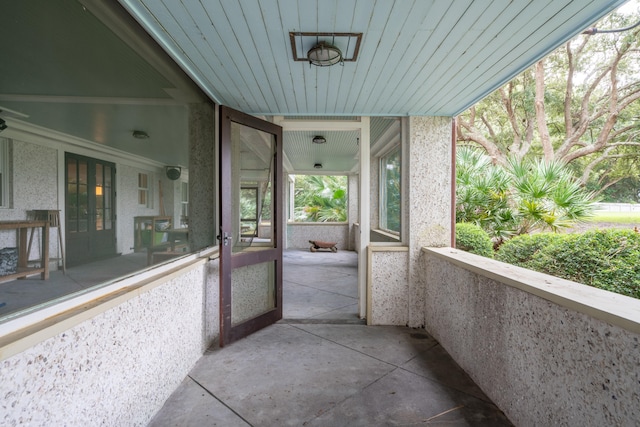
[
  {"left": 65, "top": 153, "right": 116, "bottom": 266},
  {"left": 219, "top": 106, "right": 283, "bottom": 346}
]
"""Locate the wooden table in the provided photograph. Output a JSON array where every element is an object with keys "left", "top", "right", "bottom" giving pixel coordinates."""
[{"left": 0, "top": 220, "right": 50, "bottom": 282}]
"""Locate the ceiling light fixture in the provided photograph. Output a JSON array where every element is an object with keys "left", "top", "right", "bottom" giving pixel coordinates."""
[
  {"left": 312, "top": 135, "right": 326, "bottom": 144},
  {"left": 314, "top": 163, "right": 323, "bottom": 169},
  {"left": 132, "top": 130, "right": 149, "bottom": 139},
  {"left": 307, "top": 42, "right": 343, "bottom": 67}
]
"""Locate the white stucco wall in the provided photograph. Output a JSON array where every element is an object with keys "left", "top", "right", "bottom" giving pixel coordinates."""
[
  {"left": 0, "top": 139, "right": 59, "bottom": 264},
  {"left": 407, "top": 116, "right": 452, "bottom": 327},
  {"left": 422, "top": 247, "right": 640, "bottom": 426},
  {"left": 1, "top": 257, "right": 220, "bottom": 427},
  {"left": 367, "top": 247, "right": 409, "bottom": 325}
]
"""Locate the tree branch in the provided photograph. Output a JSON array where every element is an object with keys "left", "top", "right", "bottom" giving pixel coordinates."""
[{"left": 534, "top": 60, "right": 554, "bottom": 162}]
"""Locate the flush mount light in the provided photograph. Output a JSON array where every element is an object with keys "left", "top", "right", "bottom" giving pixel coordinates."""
[
  {"left": 132, "top": 130, "right": 149, "bottom": 139},
  {"left": 314, "top": 163, "right": 323, "bottom": 169},
  {"left": 290, "top": 32, "right": 362, "bottom": 66},
  {"left": 312, "top": 135, "right": 326, "bottom": 144},
  {"left": 307, "top": 42, "right": 342, "bottom": 67}
]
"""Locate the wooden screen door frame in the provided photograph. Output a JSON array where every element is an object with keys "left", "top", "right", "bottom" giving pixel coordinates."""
[{"left": 219, "top": 105, "right": 283, "bottom": 346}]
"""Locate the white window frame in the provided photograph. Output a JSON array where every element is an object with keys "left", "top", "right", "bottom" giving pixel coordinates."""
[
  {"left": 138, "top": 172, "right": 151, "bottom": 207},
  {"left": 180, "top": 181, "right": 189, "bottom": 226},
  {"left": 0, "top": 138, "right": 9, "bottom": 208},
  {"left": 379, "top": 144, "right": 401, "bottom": 235}
]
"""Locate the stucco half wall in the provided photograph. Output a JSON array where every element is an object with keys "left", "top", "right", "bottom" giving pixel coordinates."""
[
  {"left": 0, "top": 255, "right": 220, "bottom": 426},
  {"left": 421, "top": 247, "right": 640, "bottom": 426},
  {"left": 287, "top": 223, "right": 351, "bottom": 250}
]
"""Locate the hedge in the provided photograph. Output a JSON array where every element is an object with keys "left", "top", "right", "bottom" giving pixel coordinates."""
[
  {"left": 497, "top": 229, "right": 640, "bottom": 299},
  {"left": 455, "top": 222, "right": 494, "bottom": 258}
]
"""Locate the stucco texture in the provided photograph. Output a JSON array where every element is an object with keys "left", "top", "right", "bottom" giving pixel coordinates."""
[
  {"left": 422, "top": 251, "right": 640, "bottom": 427},
  {"left": 368, "top": 250, "right": 408, "bottom": 325},
  {"left": 0, "top": 140, "right": 59, "bottom": 262},
  {"left": 407, "top": 116, "right": 452, "bottom": 328},
  {"left": 1, "top": 263, "right": 216, "bottom": 427}
]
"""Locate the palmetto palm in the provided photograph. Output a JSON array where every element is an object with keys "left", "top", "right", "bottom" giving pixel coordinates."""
[
  {"left": 456, "top": 147, "right": 596, "bottom": 245},
  {"left": 294, "top": 175, "right": 347, "bottom": 222}
]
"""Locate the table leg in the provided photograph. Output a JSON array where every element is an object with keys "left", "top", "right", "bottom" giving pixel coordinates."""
[
  {"left": 41, "top": 223, "right": 50, "bottom": 280},
  {"left": 17, "top": 228, "right": 28, "bottom": 280}
]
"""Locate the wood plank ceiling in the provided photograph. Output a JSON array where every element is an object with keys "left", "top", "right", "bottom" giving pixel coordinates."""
[{"left": 120, "top": 0, "right": 626, "bottom": 117}]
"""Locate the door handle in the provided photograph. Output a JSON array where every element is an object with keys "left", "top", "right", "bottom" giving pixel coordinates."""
[{"left": 217, "top": 231, "right": 231, "bottom": 246}]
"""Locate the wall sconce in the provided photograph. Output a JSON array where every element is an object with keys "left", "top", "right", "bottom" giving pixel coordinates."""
[
  {"left": 166, "top": 166, "right": 182, "bottom": 180},
  {"left": 314, "top": 163, "right": 323, "bottom": 169},
  {"left": 95, "top": 185, "right": 103, "bottom": 196},
  {"left": 312, "top": 135, "right": 326, "bottom": 144},
  {"left": 0, "top": 118, "right": 7, "bottom": 132}
]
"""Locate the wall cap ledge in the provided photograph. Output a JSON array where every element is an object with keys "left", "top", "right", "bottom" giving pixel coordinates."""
[{"left": 422, "top": 246, "right": 640, "bottom": 334}]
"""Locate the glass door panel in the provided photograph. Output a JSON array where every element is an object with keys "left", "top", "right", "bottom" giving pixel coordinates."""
[
  {"left": 65, "top": 153, "right": 116, "bottom": 266},
  {"left": 219, "top": 105, "right": 283, "bottom": 346},
  {"left": 231, "top": 121, "right": 275, "bottom": 253}
]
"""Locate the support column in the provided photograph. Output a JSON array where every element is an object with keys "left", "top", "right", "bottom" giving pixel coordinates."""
[
  {"left": 407, "top": 116, "right": 452, "bottom": 327},
  {"left": 188, "top": 102, "right": 216, "bottom": 251}
]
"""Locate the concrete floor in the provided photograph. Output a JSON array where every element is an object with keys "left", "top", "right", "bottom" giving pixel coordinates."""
[{"left": 148, "top": 249, "right": 512, "bottom": 426}]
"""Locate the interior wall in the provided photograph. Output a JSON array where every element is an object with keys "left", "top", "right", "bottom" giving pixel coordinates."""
[{"left": 0, "top": 139, "right": 59, "bottom": 264}]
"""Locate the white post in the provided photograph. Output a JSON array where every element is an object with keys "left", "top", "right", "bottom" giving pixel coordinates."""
[{"left": 358, "top": 117, "right": 370, "bottom": 319}]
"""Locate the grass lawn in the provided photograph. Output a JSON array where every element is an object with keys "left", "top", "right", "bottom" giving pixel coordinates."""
[{"left": 588, "top": 210, "right": 640, "bottom": 224}]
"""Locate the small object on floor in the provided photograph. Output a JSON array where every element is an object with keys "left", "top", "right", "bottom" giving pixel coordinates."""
[{"left": 308, "top": 240, "right": 338, "bottom": 253}]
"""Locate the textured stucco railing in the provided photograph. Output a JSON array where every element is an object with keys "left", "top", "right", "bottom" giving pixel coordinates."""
[
  {"left": 422, "top": 247, "right": 640, "bottom": 426},
  {"left": 0, "top": 252, "right": 220, "bottom": 426}
]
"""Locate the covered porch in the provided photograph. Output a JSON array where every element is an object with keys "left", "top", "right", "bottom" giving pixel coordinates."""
[{"left": 1, "top": 0, "right": 638, "bottom": 426}]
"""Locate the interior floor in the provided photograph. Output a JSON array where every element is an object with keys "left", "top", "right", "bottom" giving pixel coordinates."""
[{"left": 0, "top": 252, "right": 148, "bottom": 318}]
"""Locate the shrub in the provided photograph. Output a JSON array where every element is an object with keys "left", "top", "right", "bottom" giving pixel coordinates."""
[
  {"left": 496, "top": 233, "right": 564, "bottom": 266},
  {"left": 455, "top": 223, "right": 494, "bottom": 258},
  {"left": 498, "top": 229, "right": 640, "bottom": 299}
]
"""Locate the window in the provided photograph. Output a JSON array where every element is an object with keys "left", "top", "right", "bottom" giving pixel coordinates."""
[
  {"left": 240, "top": 186, "right": 258, "bottom": 236},
  {"left": 380, "top": 145, "right": 401, "bottom": 234},
  {"left": 138, "top": 172, "right": 150, "bottom": 207},
  {"left": 180, "top": 181, "right": 189, "bottom": 226},
  {"left": 0, "top": 138, "right": 8, "bottom": 208},
  {"left": 291, "top": 175, "right": 347, "bottom": 222}
]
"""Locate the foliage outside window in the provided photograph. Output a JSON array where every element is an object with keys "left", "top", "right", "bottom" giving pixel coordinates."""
[
  {"left": 138, "top": 172, "right": 150, "bottom": 207},
  {"left": 0, "top": 138, "right": 8, "bottom": 208},
  {"left": 292, "top": 175, "right": 347, "bottom": 222},
  {"left": 240, "top": 186, "right": 258, "bottom": 236},
  {"left": 380, "top": 145, "right": 401, "bottom": 234}
]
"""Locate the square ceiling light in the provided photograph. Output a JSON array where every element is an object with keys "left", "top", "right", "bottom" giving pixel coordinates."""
[{"left": 290, "top": 32, "right": 362, "bottom": 66}]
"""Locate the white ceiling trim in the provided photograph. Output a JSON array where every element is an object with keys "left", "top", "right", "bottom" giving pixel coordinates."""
[{"left": 0, "top": 94, "right": 185, "bottom": 106}]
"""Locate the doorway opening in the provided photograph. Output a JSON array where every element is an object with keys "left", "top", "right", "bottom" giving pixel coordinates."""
[{"left": 65, "top": 152, "right": 117, "bottom": 266}]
